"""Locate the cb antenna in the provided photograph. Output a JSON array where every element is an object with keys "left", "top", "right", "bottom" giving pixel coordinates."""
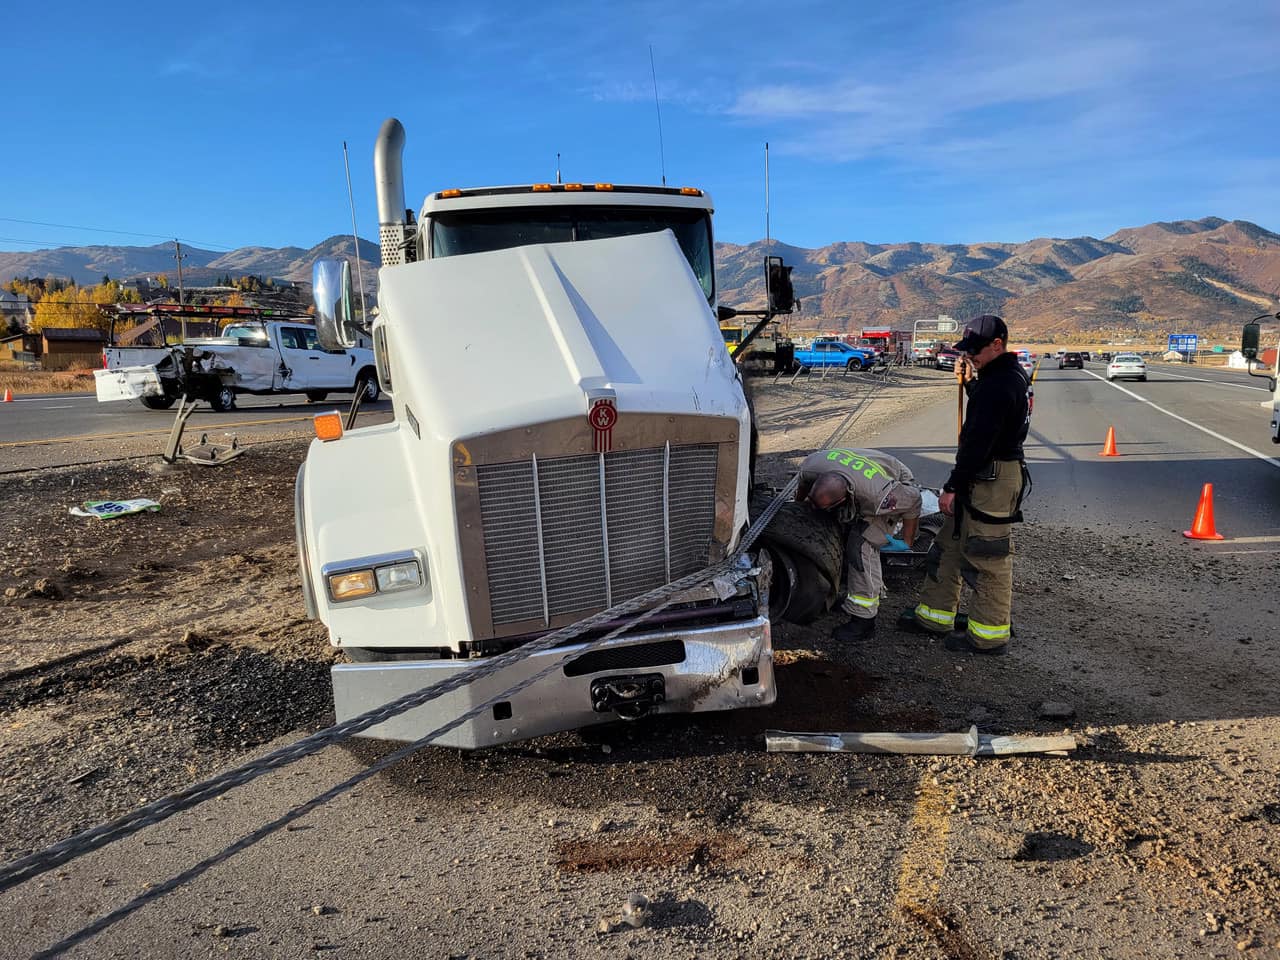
[
  {"left": 649, "top": 45, "right": 666, "bottom": 186},
  {"left": 764, "top": 141, "right": 771, "bottom": 310},
  {"left": 343, "top": 141, "right": 368, "bottom": 325},
  {"left": 556, "top": 152, "right": 562, "bottom": 185}
]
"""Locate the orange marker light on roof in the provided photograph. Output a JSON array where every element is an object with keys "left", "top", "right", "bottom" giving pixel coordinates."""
[
  {"left": 594, "top": 183, "right": 614, "bottom": 191},
  {"left": 314, "top": 412, "right": 343, "bottom": 442},
  {"left": 439, "top": 188, "right": 462, "bottom": 198},
  {"left": 532, "top": 183, "right": 553, "bottom": 192},
  {"left": 679, "top": 187, "right": 703, "bottom": 196},
  {"left": 564, "top": 182, "right": 583, "bottom": 191}
]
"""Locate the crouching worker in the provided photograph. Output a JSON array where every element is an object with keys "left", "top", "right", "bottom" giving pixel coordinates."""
[{"left": 797, "top": 448, "right": 923, "bottom": 642}]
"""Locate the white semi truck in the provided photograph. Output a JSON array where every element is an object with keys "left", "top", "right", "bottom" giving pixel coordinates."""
[
  {"left": 1241, "top": 316, "right": 1280, "bottom": 444},
  {"left": 294, "top": 118, "right": 854, "bottom": 749}
]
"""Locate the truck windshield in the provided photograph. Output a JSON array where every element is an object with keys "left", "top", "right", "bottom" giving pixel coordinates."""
[{"left": 429, "top": 206, "right": 715, "bottom": 302}]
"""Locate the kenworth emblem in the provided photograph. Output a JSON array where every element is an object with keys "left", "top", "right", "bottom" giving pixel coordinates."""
[{"left": 589, "top": 397, "right": 618, "bottom": 453}]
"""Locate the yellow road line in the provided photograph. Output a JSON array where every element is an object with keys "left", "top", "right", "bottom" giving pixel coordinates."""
[
  {"left": 894, "top": 773, "right": 955, "bottom": 915},
  {"left": 0, "top": 415, "right": 314, "bottom": 448}
]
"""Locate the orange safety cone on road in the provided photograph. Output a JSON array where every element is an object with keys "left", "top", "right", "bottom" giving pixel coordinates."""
[
  {"left": 2, "top": 388, "right": 12, "bottom": 402},
  {"left": 1183, "top": 483, "right": 1225, "bottom": 541},
  {"left": 1099, "top": 425, "right": 1119, "bottom": 457}
]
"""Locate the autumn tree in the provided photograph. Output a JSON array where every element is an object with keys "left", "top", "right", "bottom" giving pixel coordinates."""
[{"left": 30, "top": 281, "right": 141, "bottom": 334}]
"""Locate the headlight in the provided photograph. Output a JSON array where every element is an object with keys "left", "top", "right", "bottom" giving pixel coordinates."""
[
  {"left": 322, "top": 550, "right": 426, "bottom": 603},
  {"left": 375, "top": 561, "right": 422, "bottom": 593}
]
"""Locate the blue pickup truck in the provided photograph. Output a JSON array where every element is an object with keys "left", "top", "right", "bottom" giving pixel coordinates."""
[{"left": 792, "top": 340, "right": 878, "bottom": 371}]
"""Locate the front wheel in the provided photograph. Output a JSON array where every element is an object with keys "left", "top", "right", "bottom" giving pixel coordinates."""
[
  {"left": 846, "top": 358, "right": 863, "bottom": 372},
  {"left": 357, "top": 373, "right": 380, "bottom": 403},
  {"left": 1139, "top": 375, "right": 1147, "bottom": 381},
  {"left": 209, "top": 386, "right": 236, "bottom": 412},
  {"left": 305, "top": 390, "right": 329, "bottom": 403}
]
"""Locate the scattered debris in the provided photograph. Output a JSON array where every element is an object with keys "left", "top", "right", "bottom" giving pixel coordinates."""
[
  {"left": 621, "top": 892, "right": 650, "bottom": 929},
  {"left": 69, "top": 499, "right": 161, "bottom": 520},
  {"left": 765, "top": 725, "right": 1077, "bottom": 757}
]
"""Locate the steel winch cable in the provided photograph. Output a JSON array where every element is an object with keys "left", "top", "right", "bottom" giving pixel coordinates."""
[{"left": 1, "top": 368, "right": 896, "bottom": 931}]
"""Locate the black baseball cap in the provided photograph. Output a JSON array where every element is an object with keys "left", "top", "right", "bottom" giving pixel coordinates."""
[{"left": 954, "top": 315, "right": 1008, "bottom": 353}]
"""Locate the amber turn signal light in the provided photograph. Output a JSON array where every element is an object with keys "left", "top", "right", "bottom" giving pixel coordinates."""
[{"left": 313, "top": 412, "right": 343, "bottom": 442}]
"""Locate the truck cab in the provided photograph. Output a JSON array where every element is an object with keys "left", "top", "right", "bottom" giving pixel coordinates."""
[{"left": 295, "top": 119, "right": 778, "bottom": 748}]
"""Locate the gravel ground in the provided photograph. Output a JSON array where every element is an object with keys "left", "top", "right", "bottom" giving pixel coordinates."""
[{"left": 2, "top": 365, "right": 1279, "bottom": 959}]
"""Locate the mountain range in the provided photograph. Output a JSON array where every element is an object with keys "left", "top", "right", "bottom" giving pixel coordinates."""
[{"left": 4, "top": 217, "right": 1277, "bottom": 341}]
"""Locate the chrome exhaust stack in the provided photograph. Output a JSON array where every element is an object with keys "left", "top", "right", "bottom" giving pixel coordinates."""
[{"left": 374, "top": 118, "right": 415, "bottom": 267}]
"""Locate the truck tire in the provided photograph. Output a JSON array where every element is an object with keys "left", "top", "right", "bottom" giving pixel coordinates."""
[
  {"left": 305, "top": 391, "right": 329, "bottom": 402},
  {"left": 846, "top": 358, "right": 863, "bottom": 372},
  {"left": 356, "top": 370, "right": 380, "bottom": 403},
  {"left": 209, "top": 386, "right": 237, "bottom": 412},
  {"left": 750, "top": 494, "right": 844, "bottom": 621},
  {"left": 781, "top": 552, "right": 833, "bottom": 624},
  {"left": 140, "top": 395, "right": 176, "bottom": 410}
]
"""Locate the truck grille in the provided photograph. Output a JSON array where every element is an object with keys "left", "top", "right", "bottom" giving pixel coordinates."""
[{"left": 476, "top": 444, "right": 718, "bottom": 628}]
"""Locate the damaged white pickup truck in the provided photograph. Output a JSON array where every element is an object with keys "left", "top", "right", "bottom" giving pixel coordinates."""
[{"left": 96, "top": 319, "right": 378, "bottom": 411}]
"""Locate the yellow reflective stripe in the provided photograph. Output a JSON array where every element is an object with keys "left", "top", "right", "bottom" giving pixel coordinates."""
[
  {"left": 847, "top": 594, "right": 878, "bottom": 608},
  {"left": 966, "top": 619, "right": 1010, "bottom": 641},
  {"left": 914, "top": 604, "right": 955, "bottom": 628}
]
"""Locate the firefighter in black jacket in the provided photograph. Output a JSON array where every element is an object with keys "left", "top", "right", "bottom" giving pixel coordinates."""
[{"left": 900, "top": 315, "right": 1031, "bottom": 654}]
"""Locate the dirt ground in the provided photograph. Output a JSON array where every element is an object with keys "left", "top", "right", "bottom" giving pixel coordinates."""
[{"left": 2, "top": 365, "right": 1279, "bottom": 959}]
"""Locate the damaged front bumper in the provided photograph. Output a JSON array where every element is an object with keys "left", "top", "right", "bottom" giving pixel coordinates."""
[{"left": 331, "top": 616, "right": 776, "bottom": 749}]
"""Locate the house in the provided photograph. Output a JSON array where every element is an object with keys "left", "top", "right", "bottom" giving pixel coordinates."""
[
  {"left": 0, "top": 289, "right": 32, "bottom": 327},
  {"left": 0, "top": 332, "right": 42, "bottom": 364},
  {"left": 40, "top": 327, "right": 106, "bottom": 371}
]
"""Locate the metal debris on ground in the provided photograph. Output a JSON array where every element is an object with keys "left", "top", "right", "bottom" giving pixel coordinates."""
[
  {"left": 765, "top": 725, "right": 1078, "bottom": 757},
  {"left": 180, "top": 433, "right": 244, "bottom": 467}
]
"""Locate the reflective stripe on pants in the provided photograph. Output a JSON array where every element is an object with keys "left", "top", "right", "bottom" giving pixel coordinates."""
[
  {"left": 914, "top": 603, "right": 955, "bottom": 632},
  {"left": 967, "top": 618, "right": 1010, "bottom": 646},
  {"left": 843, "top": 592, "right": 879, "bottom": 618}
]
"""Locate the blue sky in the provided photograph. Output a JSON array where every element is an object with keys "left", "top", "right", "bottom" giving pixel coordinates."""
[{"left": 3, "top": 0, "right": 1278, "bottom": 255}]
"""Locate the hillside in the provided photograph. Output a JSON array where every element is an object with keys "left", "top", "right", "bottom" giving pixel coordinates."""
[
  {"left": 0, "top": 236, "right": 379, "bottom": 296},
  {"left": 4, "top": 218, "right": 1278, "bottom": 341},
  {"left": 716, "top": 218, "right": 1280, "bottom": 342}
]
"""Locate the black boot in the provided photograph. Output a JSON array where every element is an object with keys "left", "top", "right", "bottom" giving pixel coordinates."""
[{"left": 832, "top": 616, "right": 876, "bottom": 642}]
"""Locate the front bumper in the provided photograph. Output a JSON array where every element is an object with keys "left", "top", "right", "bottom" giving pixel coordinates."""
[{"left": 331, "top": 616, "right": 776, "bottom": 749}]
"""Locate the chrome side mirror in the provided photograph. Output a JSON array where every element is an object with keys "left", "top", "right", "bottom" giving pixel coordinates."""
[{"left": 313, "top": 258, "right": 357, "bottom": 350}]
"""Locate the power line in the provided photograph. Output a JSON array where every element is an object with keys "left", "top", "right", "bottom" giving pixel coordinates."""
[{"left": 0, "top": 217, "right": 237, "bottom": 252}]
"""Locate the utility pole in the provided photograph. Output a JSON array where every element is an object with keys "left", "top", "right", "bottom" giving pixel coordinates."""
[{"left": 174, "top": 240, "right": 188, "bottom": 341}]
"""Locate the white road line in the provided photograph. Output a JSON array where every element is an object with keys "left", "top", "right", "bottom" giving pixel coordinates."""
[
  {"left": 9, "top": 395, "right": 97, "bottom": 403},
  {"left": 41, "top": 405, "right": 75, "bottom": 410},
  {"left": 1155, "top": 370, "right": 1270, "bottom": 392},
  {"left": 1083, "top": 370, "right": 1280, "bottom": 471}
]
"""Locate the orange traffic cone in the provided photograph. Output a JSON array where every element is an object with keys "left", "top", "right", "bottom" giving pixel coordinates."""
[
  {"left": 1183, "top": 483, "right": 1225, "bottom": 541},
  {"left": 1099, "top": 425, "right": 1118, "bottom": 457},
  {"left": 2, "top": 388, "right": 12, "bottom": 402}
]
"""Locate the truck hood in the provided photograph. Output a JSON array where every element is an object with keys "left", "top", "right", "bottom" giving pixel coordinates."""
[{"left": 376, "top": 230, "right": 744, "bottom": 445}]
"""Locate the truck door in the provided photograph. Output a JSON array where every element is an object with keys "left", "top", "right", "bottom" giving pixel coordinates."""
[{"left": 279, "top": 326, "right": 353, "bottom": 390}]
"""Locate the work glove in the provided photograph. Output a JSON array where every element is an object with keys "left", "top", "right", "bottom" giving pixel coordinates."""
[{"left": 881, "top": 535, "right": 911, "bottom": 553}]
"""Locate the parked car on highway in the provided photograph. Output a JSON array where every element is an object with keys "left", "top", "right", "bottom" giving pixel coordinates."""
[
  {"left": 1107, "top": 353, "right": 1147, "bottom": 381},
  {"left": 1014, "top": 349, "right": 1034, "bottom": 376},
  {"left": 936, "top": 348, "right": 961, "bottom": 371},
  {"left": 1080, "top": 351, "right": 1092, "bottom": 361},
  {"left": 1059, "top": 352, "right": 1084, "bottom": 370},
  {"left": 1100, "top": 351, "right": 1113, "bottom": 362}
]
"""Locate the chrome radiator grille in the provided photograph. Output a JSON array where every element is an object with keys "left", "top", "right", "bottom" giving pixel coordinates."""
[{"left": 476, "top": 443, "right": 719, "bottom": 628}]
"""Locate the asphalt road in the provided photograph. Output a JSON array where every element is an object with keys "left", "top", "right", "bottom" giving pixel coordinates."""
[
  {"left": 879, "top": 361, "right": 1280, "bottom": 554},
  {"left": 0, "top": 391, "right": 393, "bottom": 446}
]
